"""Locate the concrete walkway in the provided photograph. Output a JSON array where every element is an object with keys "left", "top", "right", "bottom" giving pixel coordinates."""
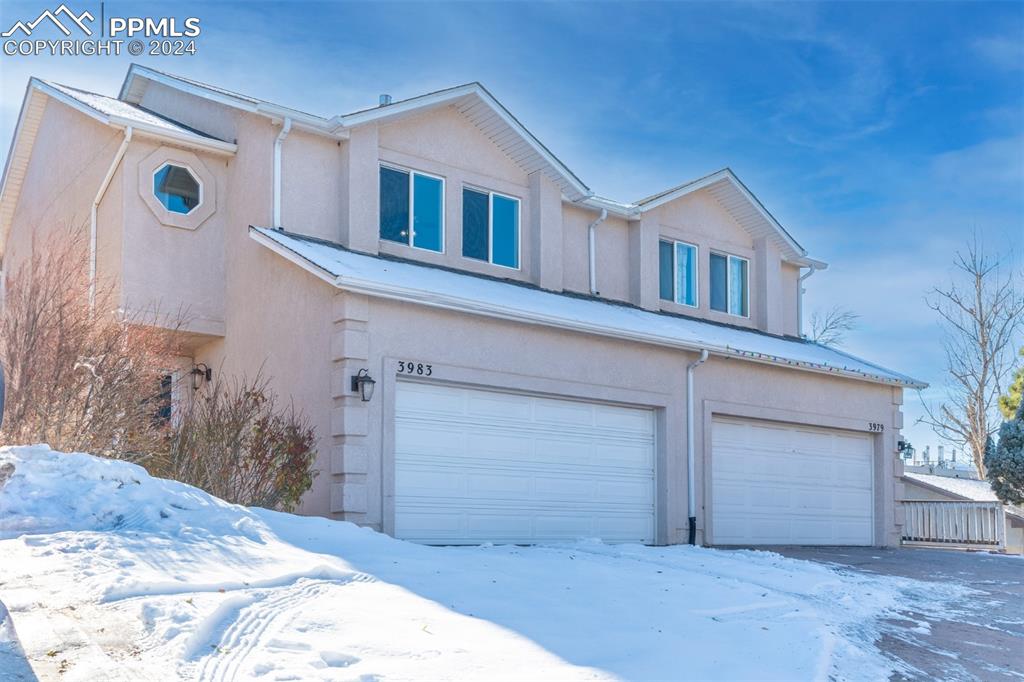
[{"left": 775, "top": 546, "right": 1024, "bottom": 681}]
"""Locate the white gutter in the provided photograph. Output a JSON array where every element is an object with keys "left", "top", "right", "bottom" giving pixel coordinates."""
[
  {"left": 90, "top": 126, "right": 132, "bottom": 307},
  {"left": 587, "top": 208, "right": 607, "bottom": 295},
  {"left": 686, "top": 349, "right": 709, "bottom": 545},
  {"left": 798, "top": 264, "right": 821, "bottom": 338},
  {"left": 272, "top": 117, "right": 292, "bottom": 228},
  {"left": 247, "top": 229, "right": 926, "bottom": 389}
]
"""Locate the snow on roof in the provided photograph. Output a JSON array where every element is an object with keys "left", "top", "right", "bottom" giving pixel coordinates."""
[
  {"left": 251, "top": 227, "right": 925, "bottom": 388},
  {"left": 903, "top": 473, "right": 999, "bottom": 501},
  {"left": 45, "top": 81, "right": 218, "bottom": 138}
]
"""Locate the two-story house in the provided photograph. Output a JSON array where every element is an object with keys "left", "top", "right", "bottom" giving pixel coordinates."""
[{"left": 0, "top": 64, "right": 925, "bottom": 547}]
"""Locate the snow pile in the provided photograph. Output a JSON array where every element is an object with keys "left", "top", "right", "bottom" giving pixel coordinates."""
[{"left": 0, "top": 445, "right": 972, "bottom": 681}]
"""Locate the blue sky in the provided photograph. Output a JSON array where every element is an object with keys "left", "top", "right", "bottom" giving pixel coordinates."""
[{"left": 1, "top": 1, "right": 1022, "bottom": 455}]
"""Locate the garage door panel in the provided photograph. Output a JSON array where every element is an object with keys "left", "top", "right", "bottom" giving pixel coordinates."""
[
  {"left": 712, "top": 417, "right": 873, "bottom": 546},
  {"left": 396, "top": 382, "right": 465, "bottom": 414},
  {"left": 468, "top": 392, "right": 534, "bottom": 421},
  {"left": 592, "top": 441, "right": 654, "bottom": 469},
  {"left": 593, "top": 404, "right": 654, "bottom": 434},
  {"left": 395, "top": 382, "right": 655, "bottom": 544}
]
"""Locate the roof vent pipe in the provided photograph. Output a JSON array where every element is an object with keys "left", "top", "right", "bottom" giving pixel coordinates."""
[
  {"left": 686, "top": 348, "right": 709, "bottom": 545},
  {"left": 587, "top": 208, "right": 607, "bottom": 296},
  {"left": 379, "top": 94, "right": 392, "bottom": 107}
]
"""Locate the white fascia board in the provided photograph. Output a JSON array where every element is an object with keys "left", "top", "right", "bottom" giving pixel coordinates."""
[
  {"left": 108, "top": 117, "right": 237, "bottom": 155},
  {"left": 29, "top": 79, "right": 237, "bottom": 156},
  {"left": 634, "top": 168, "right": 806, "bottom": 260},
  {"left": 31, "top": 78, "right": 109, "bottom": 126},
  {"left": 1, "top": 82, "right": 42, "bottom": 210},
  {"left": 337, "top": 84, "right": 479, "bottom": 127},
  {"left": 122, "top": 65, "right": 345, "bottom": 140},
  {"left": 574, "top": 195, "right": 637, "bottom": 218},
  {"left": 250, "top": 228, "right": 338, "bottom": 286},
  {"left": 338, "top": 84, "right": 591, "bottom": 200},
  {"left": 248, "top": 228, "right": 925, "bottom": 390},
  {"left": 794, "top": 256, "right": 829, "bottom": 270},
  {"left": 720, "top": 170, "right": 807, "bottom": 258}
]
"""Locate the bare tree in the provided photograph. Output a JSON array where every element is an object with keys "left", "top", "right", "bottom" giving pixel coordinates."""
[
  {"left": 919, "top": 238, "right": 1024, "bottom": 479},
  {"left": 809, "top": 307, "right": 860, "bottom": 347},
  {"left": 0, "top": 227, "right": 184, "bottom": 464}
]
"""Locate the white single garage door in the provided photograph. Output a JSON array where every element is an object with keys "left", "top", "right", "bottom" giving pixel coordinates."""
[
  {"left": 711, "top": 417, "right": 874, "bottom": 545},
  {"left": 394, "top": 381, "right": 655, "bottom": 544}
]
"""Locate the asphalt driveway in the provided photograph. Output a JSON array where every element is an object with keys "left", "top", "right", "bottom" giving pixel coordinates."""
[{"left": 775, "top": 547, "right": 1024, "bottom": 681}]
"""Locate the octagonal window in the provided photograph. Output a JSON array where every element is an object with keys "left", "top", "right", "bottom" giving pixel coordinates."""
[{"left": 153, "top": 164, "right": 201, "bottom": 214}]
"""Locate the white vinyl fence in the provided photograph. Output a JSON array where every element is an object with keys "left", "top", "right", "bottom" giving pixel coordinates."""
[{"left": 902, "top": 501, "right": 1006, "bottom": 549}]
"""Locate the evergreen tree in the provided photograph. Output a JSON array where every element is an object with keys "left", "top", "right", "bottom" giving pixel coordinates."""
[
  {"left": 986, "top": 400, "right": 1024, "bottom": 505},
  {"left": 999, "top": 348, "right": 1023, "bottom": 420}
]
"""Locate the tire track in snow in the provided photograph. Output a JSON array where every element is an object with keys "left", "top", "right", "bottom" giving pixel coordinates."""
[{"left": 194, "top": 573, "right": 375, "bottom": 681}]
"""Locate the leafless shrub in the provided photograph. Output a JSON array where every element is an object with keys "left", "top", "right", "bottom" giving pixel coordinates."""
[
  {"left": 0, "top": 228, "right": 183, "bottom": 463},
  {"left": 808, "top": 307, "right": 860, "bottom": 347},
  {"left": 160, "top": 374, "right": 318, "bottom": 511}
]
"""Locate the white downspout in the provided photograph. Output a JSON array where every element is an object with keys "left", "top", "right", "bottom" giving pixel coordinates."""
[
  {"left": 272, "top": 117, "right": 292, "bottom": 228},
  {"left": 90, "top": 126, "right": 133, "bottom": 308},
  {"left": 686, "top": 348, "right": 709, "bottom": 545},
  {"left": 798, "top": 264, "right": 819, "bottom": 338},
  {"left": 587, "top": 208, "right": 607, "bottom": 295}
]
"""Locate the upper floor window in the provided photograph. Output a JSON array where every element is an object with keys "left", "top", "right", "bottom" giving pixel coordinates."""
[
  {"left": 462, "top": 187, "right": 520, "bottom": 269},
  {"left": 710, "top": 252, "right": 748, "bottom": 317},
  {"left": 379, "top": 165, "right": 444, "bottom": 252},
  {"left": 153, "top": 164, "right": 201, "bottom": 215},
  {"left": 658, "top": 239, "right": 697, "bottom": 307}
]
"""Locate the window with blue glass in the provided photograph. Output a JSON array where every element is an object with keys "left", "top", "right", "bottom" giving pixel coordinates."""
[
  {"left": 153, "top": 164, "right": 200, "bottom": 215},
  {"left": 379, "top": 165, "right": 444, "bottom": 252},
  {"left": 658, "top": 239, "right": 697, "bottom": 307},
  {"left": 462, "top": 187, "right": 519, "bottom": 269},
  {"left": 710, "top": 252, "right": 748, "bottom": 317}
]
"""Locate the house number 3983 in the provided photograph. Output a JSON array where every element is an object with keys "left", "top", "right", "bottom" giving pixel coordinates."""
[
  {"left": 868, "top": 422, "right": 884, "bottom": 432},
  {"left": 398, "top": 361, "right": 432, "bottom": 376}
]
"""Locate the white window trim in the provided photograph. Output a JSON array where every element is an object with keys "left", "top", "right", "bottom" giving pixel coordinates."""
[
  {"left": 380, "top": 163, "right": 446, "bottom": 254},
  {"left": 152, "top": 162, "right": 203, "bottom": 216},
  {"left": 711, "top": 252, "right": 750, "bottom": 319},
  {"left": 660, "top": 239, "right": 699, "bottom": 308},
  {"left": 464, "top": 185, "right": 521, "bottom": 271}
]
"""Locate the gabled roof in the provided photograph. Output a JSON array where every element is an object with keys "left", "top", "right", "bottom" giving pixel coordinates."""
[
  {"left": 334, "top": 82, "right": 591, "bottom": 201},
  {"left": 119, "top": 66, "right": 591, "bottom": 201},
  {"left": 583, "top": 168, "right": 817, "bottom": 265},
  {"left": 119, "top": 64, "right": 340, "bottom": 138},
  {"left": 115, "top": 66, "right": 822, "bottom": 259},
  {"left": 250, "top": 226, "right": 925, "bottom": 389},
  {"left": 0, "top": 78, "right": 236, "bottom": 257}
]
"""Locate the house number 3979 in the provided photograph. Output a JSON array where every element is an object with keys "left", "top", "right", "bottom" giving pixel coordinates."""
[
  {"left": 398, "top": 361, "right": 432, "bottom": 376},
  {"left": 868, "top": 422, "right": 884, "bottom": 432}
]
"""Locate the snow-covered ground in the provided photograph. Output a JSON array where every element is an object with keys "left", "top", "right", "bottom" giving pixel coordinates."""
[{"left": 0, "top": 445, "right": 972, "bottom": 681}]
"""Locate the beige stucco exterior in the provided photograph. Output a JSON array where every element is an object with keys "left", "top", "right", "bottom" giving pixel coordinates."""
[{"left": 0, "top": 69, "right": 919, "bottom": 547}]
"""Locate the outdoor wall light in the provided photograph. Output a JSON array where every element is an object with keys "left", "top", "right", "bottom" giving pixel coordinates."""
[
  {"left": 191, "top": 363, "right": 212, "bottom": 391},
  {"left": 351, "top": 369, "right": 376, "bottom": 402},
  {"left": 897, "top": 440, "right": 914, "bottom": 460}
]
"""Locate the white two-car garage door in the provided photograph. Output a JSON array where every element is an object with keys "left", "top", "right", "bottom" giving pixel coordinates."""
[
  {"left": 711, "top": 417, "right": 874, "bottom": 546},
  {"left": 394, "top": 381, "right": 655, "bottom": 545}
]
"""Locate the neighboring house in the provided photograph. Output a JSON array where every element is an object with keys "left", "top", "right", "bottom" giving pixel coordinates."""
[
  {"left": 902, "top": 472, "right": 1024, "bottom": 554},
  {"left": 0, "top": 64, "right": 928, "bottom": 547}
]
